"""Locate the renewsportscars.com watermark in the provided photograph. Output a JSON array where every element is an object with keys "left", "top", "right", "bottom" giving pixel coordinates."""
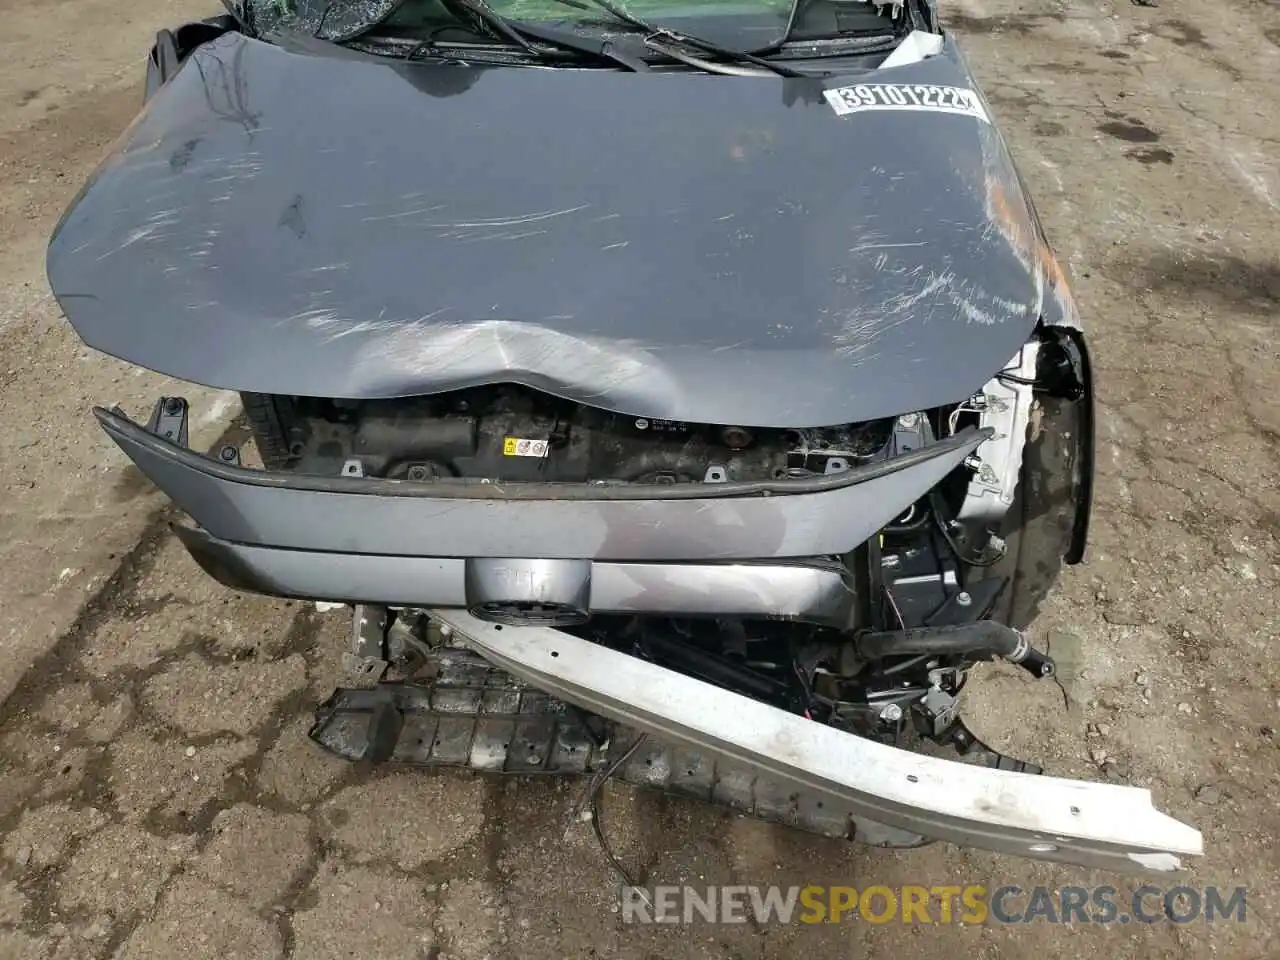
[{"left": 620, "top": 885, "right": 1248, "bottom": 926}]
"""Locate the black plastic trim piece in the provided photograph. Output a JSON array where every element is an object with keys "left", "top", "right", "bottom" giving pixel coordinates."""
[{"left": 95, "top": 405, "right": 989, "bottom": 503}]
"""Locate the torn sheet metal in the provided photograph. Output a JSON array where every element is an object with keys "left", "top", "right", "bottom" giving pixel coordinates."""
[{"left": 431, "top": 609, "right": 1203, "bottom": 874}]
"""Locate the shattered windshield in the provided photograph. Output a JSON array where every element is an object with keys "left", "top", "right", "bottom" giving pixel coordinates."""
[{"left": 243, "top": 0, "right": 877, "bottom": 52}]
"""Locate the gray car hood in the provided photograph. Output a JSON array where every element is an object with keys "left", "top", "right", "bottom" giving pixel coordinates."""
[{"left": 48, "top": 31, "right": 1055, "bottom": 427}]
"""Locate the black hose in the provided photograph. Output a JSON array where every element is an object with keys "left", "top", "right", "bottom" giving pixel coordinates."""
[
  {"left": 860, "top": 621, "right": 1016, "bottom": 658},
  {"left": 858, "top": 621, "right": 1055, "bottom": 680}
]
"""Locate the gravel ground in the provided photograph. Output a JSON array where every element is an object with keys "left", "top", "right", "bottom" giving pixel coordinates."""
[{"left": 0, "top": 0, "right": 1277, "bottom": 957}]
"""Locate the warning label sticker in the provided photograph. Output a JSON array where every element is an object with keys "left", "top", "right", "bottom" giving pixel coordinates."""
[{"left": 503, "top": 437, "right": 550, "bottom": 458}]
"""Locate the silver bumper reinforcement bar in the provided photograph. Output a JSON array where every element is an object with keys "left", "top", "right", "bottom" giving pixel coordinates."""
[{"left": 429, "top": 609, "right": 1203, "bottom": 874}]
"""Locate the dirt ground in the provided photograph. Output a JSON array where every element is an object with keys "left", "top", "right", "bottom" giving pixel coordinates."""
[{"left": 0, "top": 0, "right": 1277, "bottom": 957}]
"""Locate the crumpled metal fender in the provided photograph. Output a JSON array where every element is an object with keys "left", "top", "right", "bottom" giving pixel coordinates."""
[{"left": 430, "top": 609, "right": 1203, "bottom": 874}]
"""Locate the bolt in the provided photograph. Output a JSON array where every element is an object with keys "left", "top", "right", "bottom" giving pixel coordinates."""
[
  {"left": 218, "top": 445, "right": 238, "bottom": 462},
  {"left": 163, "top": 397, "right": 183, "bottom": 416},
  {"left": 879, "top": 703, "right": 903, "bottom": 723},
  {"left": 956, "top": 592, "right": 972, "bottom": 607}
]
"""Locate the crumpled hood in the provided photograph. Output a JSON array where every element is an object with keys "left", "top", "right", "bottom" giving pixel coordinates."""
[{"left": 48, "top": 31, "right": 1052, "bottom": 427}]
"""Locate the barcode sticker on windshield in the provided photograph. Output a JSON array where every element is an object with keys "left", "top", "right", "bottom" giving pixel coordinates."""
[
  {"left": 503, "top": 437, "right": 550, "bottom": 458},
  {"left": 823, "top": 83, "right": 990, "bottom": 123}
]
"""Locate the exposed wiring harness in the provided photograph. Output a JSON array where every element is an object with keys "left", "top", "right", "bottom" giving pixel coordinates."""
[
  {"left": 995, "top": 372, "right": 1037, "bottom": 386},
  {"left": 947, "top": 401, "right": 985, "bottom": 437},
  {"left": 567, "top": 732, "right": 650, "bottom": 888},
  {"left": 930, "top": 490, "right": 1006, "bottom": 567}
]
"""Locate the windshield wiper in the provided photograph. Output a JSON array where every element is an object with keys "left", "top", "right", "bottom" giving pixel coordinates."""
[
  {"left": 642, "top": 34, "right": 797, "bottom": 76},
  {"left": 440, "top": 0, "right": 649, "bottom": 71},
  {"left": 554, "top": 0, "right": 805, "bottom": 77}
]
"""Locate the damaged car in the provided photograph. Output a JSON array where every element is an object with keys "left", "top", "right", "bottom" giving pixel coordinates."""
[{"left": 47, "top": 0, "right": 1201, "bottom": 873}]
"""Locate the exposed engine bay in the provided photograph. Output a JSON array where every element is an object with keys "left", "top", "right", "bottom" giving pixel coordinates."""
[
  {"left": 258, "top": 385, "right": 897, "bottom": 485},
  {"left": 246, "top": 325, "right": 1085, "bottom": 750}
]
